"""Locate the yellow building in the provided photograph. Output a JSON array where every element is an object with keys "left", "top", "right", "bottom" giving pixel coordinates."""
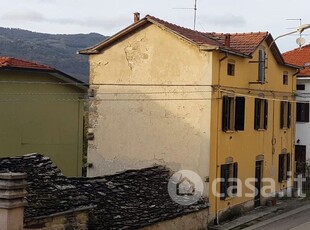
[
  {"left": 0, "top": 57, "right": 87, "bottom": 176},
  {"left": 80, "top": 15, "right": 298, "bottom": 222}
]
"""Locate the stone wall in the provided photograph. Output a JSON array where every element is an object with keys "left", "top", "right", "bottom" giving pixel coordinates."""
[
  {"left": 25, "top": 210, "right": 88, "bottom": 230},
  {"left": 142, "top": 209, "right": 208, "bottom": 230}
]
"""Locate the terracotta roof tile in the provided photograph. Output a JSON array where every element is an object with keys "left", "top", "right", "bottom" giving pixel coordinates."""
[
  {"left": 147, "top": 15, "right": 268, "bottom": 56},
  {"left": 0, "top": 57, "right": 54, "bottom": 71},
  {"left": 283, "top": 44, "right": 310, "bottom": 76},
  {"left": 81, "top": 15, "right": 269, "bottom": 57}
]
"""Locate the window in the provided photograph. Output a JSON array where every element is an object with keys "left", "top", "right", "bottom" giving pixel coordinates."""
[
  {"left": 280, "top": 101, "right": 291, "bottom": 129},
  {"left": 283, "top": 72, "right": 288, "bottom": 85},
  {"left": 222, "top": 96, "right": 245, "bottom": 131},
  {"left": 297, "top": 102, "right": 309, "bottom": 122},
  {"left": 254, "top": 98, "right": 268, "bottom": 130},
  {"left": 297, "top": 84, "right": 305, "bottom": 90},
  {"left": 278, "top": 153, "right": 291, "bottom": 182},
  {"left": 220, "top": 162, "right": 238, "bottom": 200},
  {"left": 258, "top": 49, "right": 266, "bottom": 83},
  {"left": 227, "top": 63, "right": 235, "bottom": 76}
]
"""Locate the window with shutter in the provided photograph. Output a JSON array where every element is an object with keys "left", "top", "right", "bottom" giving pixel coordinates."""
[
  {"left": 222, "top": 96, "right": 245, "bottom": 132},
  {"left": 280, "top": 101, "right": 291, "bottom": 129},
  {"left": 254, "top": 98, "right": 268, "bottom": 130},
  {"left": 235, "top": 97, "right": 245, "bottom": 130},
  {"left": 258, "top": 49, "right": 266, "bottom": 83},
  {"left": 220, "top": 162, "right": 238, "bottom": 200},
  {"left": 278, "top": 154, "right": 290, "bottom": 182}
]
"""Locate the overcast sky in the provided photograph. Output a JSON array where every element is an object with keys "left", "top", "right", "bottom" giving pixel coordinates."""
[{"left": 0, "top": 0, "right": 309, "bottom": 52}]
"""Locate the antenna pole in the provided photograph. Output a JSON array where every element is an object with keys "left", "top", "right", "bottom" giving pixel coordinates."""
[{"left": 194, "top": 0, "right": 197, "bottom": 30}]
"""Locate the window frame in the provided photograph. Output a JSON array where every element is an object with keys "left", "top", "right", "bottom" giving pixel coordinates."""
[
  {"left": 280, "top": 101, "right": 291, "bottom": 129},
  {"left": 258, "top": 49, "right": 266, "bottom": 83},
  {"left": 296, "top": 102, "right": 309, "bottom": 122},
  {"left": 227, "top": 63, "right": 235, "bottom": 76},
  {"left": 254, "top": 98, "right": 268, "bottom": 130},
  {"left": 222, "top": 96, "right": 245, "bottom": 132},
  {"left": 297, "top": 84, "right": 305, "bottom": 90},
  {"left": 282, "top": 72, "right": 288, "bottom": 85},
  {"left": 220, "top": 162, "right": 238, "bottom": 200},
  {"left": 278, "top": 153, "right": 291, "bottom": 182}
]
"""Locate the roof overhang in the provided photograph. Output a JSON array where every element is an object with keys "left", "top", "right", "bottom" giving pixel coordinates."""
[
  {"left": 79, "top": 19, "right": 150, "bottom": 55},
  {"left": 0, "top": 67, "right": 88, "bottom": 90}
]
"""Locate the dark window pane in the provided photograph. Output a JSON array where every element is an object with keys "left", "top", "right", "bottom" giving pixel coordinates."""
[
  {"left": 235, "top": 97, "right": 245, "bottom": 130},
  {"left": 297, "top": 84, "right": 305, "bottom": 90}
]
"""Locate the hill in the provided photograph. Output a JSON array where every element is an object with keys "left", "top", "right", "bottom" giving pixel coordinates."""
[{"left": 0, "top": 27, "right": 107, "bottom": 82}]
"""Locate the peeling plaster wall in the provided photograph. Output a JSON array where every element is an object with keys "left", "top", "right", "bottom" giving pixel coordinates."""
[{"left": 88, "top": 24, "right": 212, "bottom": 190}]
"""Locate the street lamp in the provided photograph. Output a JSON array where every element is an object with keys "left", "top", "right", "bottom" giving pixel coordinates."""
[{"left": 268, "top": 24, "right": 310, "bottom": 49}]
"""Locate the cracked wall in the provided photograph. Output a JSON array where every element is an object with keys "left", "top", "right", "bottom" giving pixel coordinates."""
[{"left": 87, "top": 24, "right": 213, "bottom": 191}]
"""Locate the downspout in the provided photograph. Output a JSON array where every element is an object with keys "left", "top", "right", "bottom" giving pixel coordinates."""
[
  {"left": 292, "top": 70, "right": 298, "bottom": 179},
  {"left": 215, "top": 52, "right": 228, "bottom": 225}
]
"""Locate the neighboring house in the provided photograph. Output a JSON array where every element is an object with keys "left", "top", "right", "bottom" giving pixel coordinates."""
[
  {"left": 0, "top": 153, "right": 208, "bottom": 229},
  {"left": 0, "top": 57, "right": 87, "bottom": 176},
  {"left": 80, "top": 14, "right": 298, "bottom": 222},
  {"left": 283, "top": 45, "right": 310, "bottom": 174}
]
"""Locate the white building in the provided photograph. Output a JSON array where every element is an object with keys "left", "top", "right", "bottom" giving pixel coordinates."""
[{"left": 283, "top": 46, "right": 310, "bottom": 174}]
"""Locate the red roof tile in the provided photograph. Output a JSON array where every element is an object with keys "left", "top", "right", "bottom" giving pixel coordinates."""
[
  {"left": 282, "top": 45, "right": 310, "bottom": 76},
  {"left": 0, "top": 57, "right": 54, "bottom": 71},
  {"left": 147, "top": 15, "right": 268, "bottom": 56},
  {"left": 80, "top": 15, "right": 269, "bottom": 57}
]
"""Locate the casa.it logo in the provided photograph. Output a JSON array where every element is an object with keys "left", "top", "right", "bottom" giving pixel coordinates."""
[{"left": 168, "top": 170, "right": 204, "bottom": 205}]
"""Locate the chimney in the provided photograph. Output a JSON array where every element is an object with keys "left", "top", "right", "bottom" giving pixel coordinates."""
[
  {"left": 0, "top": 172, "right": 27, "bottom": 230},
  {"left": 134, "top": 12, "right": 140, "bottom": 23},
  {"left": 225, "top": 34, "right": 231, "bottom": 47}
]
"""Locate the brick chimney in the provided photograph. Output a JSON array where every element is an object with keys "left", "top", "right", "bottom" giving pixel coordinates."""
[
  {"left": 225, "top": 34, "right": 231, "bottom": 47},
  {"left": 134, "top": 12, "right": 140, "bottom": 23},
  {"left": 0, "top": 172, "right": 27, "bottom": 230}
]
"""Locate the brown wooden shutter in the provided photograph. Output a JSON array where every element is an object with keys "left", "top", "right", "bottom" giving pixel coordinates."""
[
  {"left": 220, "top": 165, "right": 228, "bottom": 200},
  {"left": 222, "top": 96, "right": 230, "bottom": 131},
  {"left": 278, "top": 154, "right": 284, "bottom": 182},
  {"left": 254, "top": 98, "right": 260, "bottom": 130},
  {"left": 287, "top": 102, "right": 291, "bottom": 128},
  {"left": 280, "top": 101, "right": 284, "bottom": 129},
  {"left": 232, "top": 162, "right": 238, "bottom": 195},
  {"left": 264, "top": 100, "right": 268, "bottom": 129}
]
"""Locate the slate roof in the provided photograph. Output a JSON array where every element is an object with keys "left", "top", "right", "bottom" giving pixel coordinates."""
[
  {"left": 0, "top": 57, "right": 54, "bottom": 71},
  {"left": 0, "top": 153, "right": 208, "bottom": 229},
  {"left": 283, "top": 45, "right": 310, "bottom": 77}
]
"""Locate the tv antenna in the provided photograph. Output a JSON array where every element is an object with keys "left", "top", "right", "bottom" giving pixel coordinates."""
[
  {"left": 173, "top": 0, "right": 198, "bottom": 30},
  {"left": 286, "top": 18, "right": 305, "bottom": 47}
]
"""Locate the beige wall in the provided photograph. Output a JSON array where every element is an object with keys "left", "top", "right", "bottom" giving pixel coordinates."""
[
  {"left": 88, "top": 24, "right": 213, "bottom": 187},
  {"left": 0, "top": 208, "right": 24, "bottom": 230},
  {"left": 0, "top": 71, "right": 85, "bottom": 176},
  {"left": 87, "top": 22, "right": 297, "bottom": 221},
  {"left": 142, "top": 209, "right": 208, "bottom": 230}
]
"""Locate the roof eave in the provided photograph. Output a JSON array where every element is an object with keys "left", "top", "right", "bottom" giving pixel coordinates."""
[
  {"left": 0, "top": 67, "right": 88, "bottom": 90},
  {"left": 78, "top": 19, "right": 150, "bottom": 55}
]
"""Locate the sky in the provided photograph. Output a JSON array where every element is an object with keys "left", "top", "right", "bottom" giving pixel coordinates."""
[{"left": 0, "top": 0, "right": 310, "bottom": 53}]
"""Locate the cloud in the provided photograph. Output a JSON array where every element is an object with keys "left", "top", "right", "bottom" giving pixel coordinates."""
[
  {"left": 2, "top": 10, "right": 45, "bottom": 22},
  {"left": 1, "top": 10, "right": 131, "bottom": 31},
  {"left": 199, "top": 14, "right": 246, "bottom": 28}
]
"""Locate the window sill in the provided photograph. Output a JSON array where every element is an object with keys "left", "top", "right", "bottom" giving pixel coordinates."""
[
  {"left": 255, "top": 129, "right": 266, "bottom": 131},
  {"left": 223, "top": 130, "right": 244, "bottom": 133}
]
